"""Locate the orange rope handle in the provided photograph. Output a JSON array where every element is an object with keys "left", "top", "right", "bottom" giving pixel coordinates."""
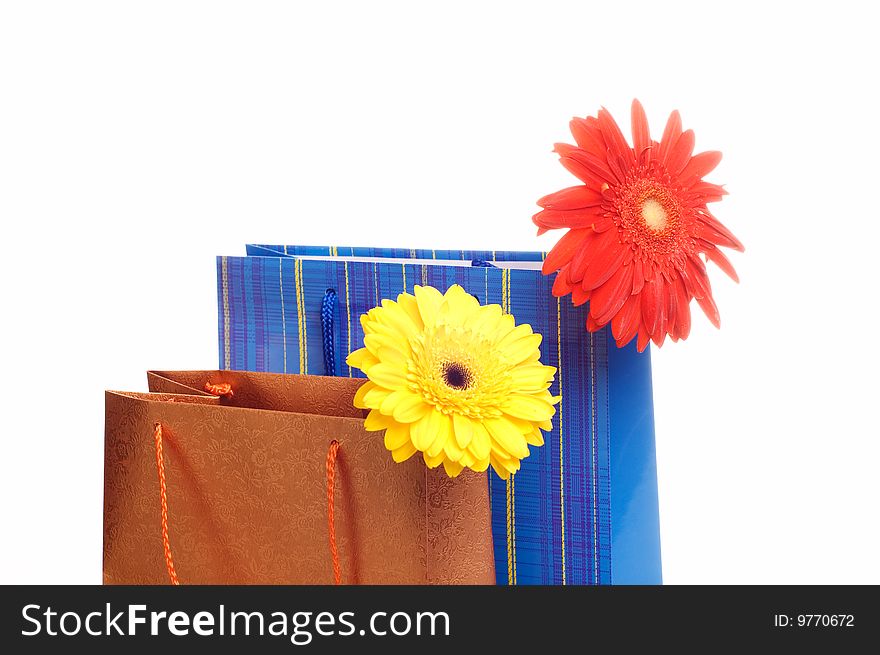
[
  {"left": 204, "top": 382, "right": 234, "bottom": 398},
  {"left": 326, "top": 440, "right": 341, "bottom": 585},
  {"left": 153, "top": 422, "right": 180, "bottom": 585}
]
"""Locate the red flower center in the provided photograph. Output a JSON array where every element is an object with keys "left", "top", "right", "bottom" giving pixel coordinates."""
[
  {"left": 641, "top": 198, "right": 668, "bottom": 232},
  {"left": 614, "top": 178, "right": 685, "bottom": 258}
]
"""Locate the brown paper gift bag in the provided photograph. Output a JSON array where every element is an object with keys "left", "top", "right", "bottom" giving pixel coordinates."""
[{"left": 103, "top": 370, "right": 496, "bottom": 584}]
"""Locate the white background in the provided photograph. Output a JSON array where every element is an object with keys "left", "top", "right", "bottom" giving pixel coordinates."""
[{"left": 1, "top": 1, "right": 877, "bottom": 584}]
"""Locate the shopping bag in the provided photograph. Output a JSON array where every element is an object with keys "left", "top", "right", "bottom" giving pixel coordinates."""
[
  {"left": 216, "top": 245, "right": 662, "bottom": 584},
  {"left": 103, "top": 370, "right": 496, "bottom": 584}
]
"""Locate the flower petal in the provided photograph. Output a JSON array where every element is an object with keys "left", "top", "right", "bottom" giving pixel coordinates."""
[
  {"left": 364, "top": 409, "right": 392, "bottom": 431},
  {"left": 509, "top": 364, "right": 557, "bottom": 392},
  {"left": 679, "top": 150, "right": 722, "bottom": 184},
  {"left": 383, "top": 422, "right": 411, "bottom": 451},
  {"left": 443, "top": 433, "right": 464, "bottom": 462},
  {"left": 537, "top": 185, "right": 604, "bottom": 210},
  {"left": 363, "top": 333, "right": 409, "bottom": 358},
  {"left": 686, "top": 257, "right": 720, "bottom": 328},
  {"left": 391, "top": 393, "right": 431, "bottom": 424},
  {"left": 687, "top": 181, "right": 728, "bottom": 203},
  {"left": 380, "top": 298, "right": 420, "bottom": 339},
  {"left": 611, "top": 293, "right": 641, "bottom": 345},
  {"left": 658, "top": 110, "right": 682, "bottom": 165},
  {"left": 353, "top": 381, "right": 375, "bottom": 409},
  {"left": 496, "top": 323, "right": 534, "bottom": 349},
  {"left": 379, "top": 389, "right": 414, "bottom": 415},
  {"left": 423, "top": 450, "right": 445, "bottom": 469},
  {"left": 525, "top": 428, "right": 545, "bottom": 447},
  {"left": 703, "top": 246, "right": 739, "bottom": 282},
  {"left": 470, "top": 456, "right": 490, "bottom": 473},
  {"left": 665, "top": 274, "right": 678, "bottom": 340},
  {"left": 566, "top": 229, "right": 600, "bottom": 282},
  {"left": 439, "top": 284, "right": 480, "bottom": 324},
  {"left": 500, "top": 333, "right": 543, "bottom": 366},
  {"left": 695, "top": 211, "right": 745, "bottom": 252},
  {"left": 488, "top": 313, "right": 516, "bottom": 342},
  {"left": 346, "top": 347, "right": 378, "bottom": 373},
  {"left": 542, "top": 228, "right": 591, "bottom": 275},
  {"left": 655, "top": 281, "right": 669, "bottom": 343},
  {"left": 597, "top": 107, "right": 635, "bottom": 168},
  {"left": 396, "top": 292, "right": 425, "bottom": 331},
  {"left": 552, "top": 269, "right": 572, "bottom": 296},
  {"left": 673, "top": 277, "right": 692, "bottom": 340},
  {"left": 489, "top": 452, "right": 521, "bottom": 479},
  {"left": 468, "top": 421, "right": 491, "bottom": 460},
  {"left": 391, "top": 441, "right": 417, "bottom": 463},
  {"left": 631, "top": 99, "right": 651, "bottom": 161},
  {"left": 452, "top": 412, "right": 474, "bottom": 449},
  {"left": 632, "top": 257, "right": 645, "bottom": 295},
  {"left": 559, "top": 155, "right": 607, "bottom": 188},
  {"left": 666, "top": 129, "right": 695, "bottom": 176},
  {"left": 413, "top": 285, "right": 444, "bottom": 327},
  {"left": 561, "top": 145, "right": 619, "bottom": 184},
  {"left": 569, "top": 116, "right": 605, "bottom": 153},
  {"left": 501, "top": 395, "right": 556, "bottom": 423},
  {"left": 590, "top": 263, "right": 634, "bottom": 325},
  {"left": 367, "top": 363, "right": 408, "bottom": 391},
  {"left": 411, "top": 408, "right": 443, "bottom": 451},
  {"left": 426, "top": 411, "right": 453, "bottom": 458},
  {"left": 442, "top": 459, "right": 465, "bottom": 478},
  {"left": 580, "top": 228, "right": 629, "bottom": 290},
  {"left": 362, "top": 384, "right": 392, "bottom": 408},
  {"left": 375, "top": 347, "right": 408, "bottom": 372},
  {"left": 636, "top": 325, "right": 651, "bottom": 352},
  {"left": 571, "top": 285, "right": 590, "bottom": 306},
  {"left": 533, "top": 208, "right": 604, "bottom": 232},
  {"left": 640, "top": 277, "right": 664, "bottom": 337},
  {"left": 464, "top": 303, "right": 503, "bottom": 332},
  {"left": 485, "top": 417, "right": 530, "bottom": 459}
]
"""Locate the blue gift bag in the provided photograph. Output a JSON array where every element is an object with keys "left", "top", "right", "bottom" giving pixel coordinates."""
[{"left": 217, "top": 244, "right": 661, "bottom": 584}]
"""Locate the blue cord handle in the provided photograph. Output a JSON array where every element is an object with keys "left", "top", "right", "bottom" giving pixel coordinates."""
[{"left": 321, "top": 288, "right": 338, "bottom": 376}]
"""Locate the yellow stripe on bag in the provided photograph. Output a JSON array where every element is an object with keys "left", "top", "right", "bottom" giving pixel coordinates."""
[
  {"left": 221, "top": 256, "right": 231, "bottom": 370},
  {"left": 280, "top": 259, "right": 288, "bottom": 374},
  {"left": 502, "top": 267, "right": 518, "bottom": 585},
  {"left": 510, "top": 268, "right": 517, "bottom": 585},
  {"left": 302, "top": 260, "right": 308, "bottom": 372},
  {"left": 558, "top": 295, "right": 566, "bottom": 584},
  {"left": 344, "top": 261, "right": 352, "bottom": 377},
  {"left": 374, "top": 263, "right": 380, "bottom": 308},
  {"left": 589, "top": 330, "right": 598, "bottom": 582},
  {"left": 295, "top": 259, "right": 307, "bottom": 374},
  {"left": 506, "top": 474, "right": 513, "bottom": 585},
  {"left": 512, "top": 474, "right": 517, "bottom": 584}
]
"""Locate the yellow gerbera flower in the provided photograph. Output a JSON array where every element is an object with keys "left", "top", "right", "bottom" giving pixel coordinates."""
[{"left": 346, "top": 284, "right": 560, "bottom": 479}]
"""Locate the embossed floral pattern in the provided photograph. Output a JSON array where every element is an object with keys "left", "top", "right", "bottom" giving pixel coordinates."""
[{"left": 103, "top": 372, "right": 496, "bottom": 585}]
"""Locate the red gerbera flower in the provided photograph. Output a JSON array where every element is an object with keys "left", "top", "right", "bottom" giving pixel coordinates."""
[{"left": 535, "top": 100, "right": 743, "bottom": 351}]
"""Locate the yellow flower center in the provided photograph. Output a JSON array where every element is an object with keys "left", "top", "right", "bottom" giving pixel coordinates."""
[
  {"left": 441, "top": 361, "right": 473, "bottom": 390},
  {"left": 407, "top": 325, "right": 510, "bottom": 419},
  {"left": 641, "top": 198, "right": 668, "bottom": 232}
]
